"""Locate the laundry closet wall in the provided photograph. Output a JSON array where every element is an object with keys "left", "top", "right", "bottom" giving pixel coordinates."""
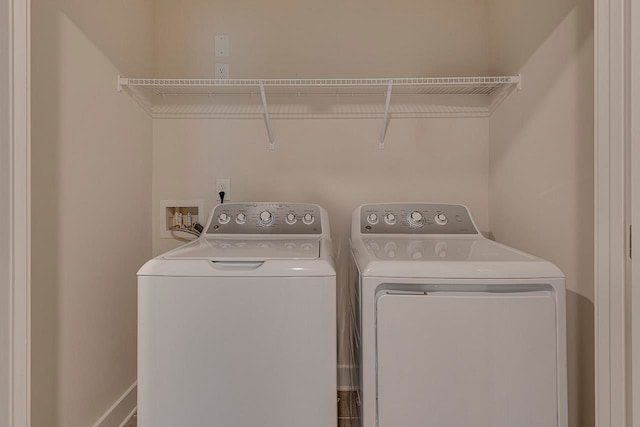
[
  {"left": 488, "top": 0, "right": 594, "bottom": 425},
  {"left": 30, "top": 1, "right": 154, "bottom": 426}
]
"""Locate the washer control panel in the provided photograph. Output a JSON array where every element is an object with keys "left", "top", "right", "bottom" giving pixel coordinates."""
[
  {"left": 207, "top": 203, "right": 323, "bottom": 235},
  {"left": 360, "top": 203, "right": 477, "bottom": 234}
]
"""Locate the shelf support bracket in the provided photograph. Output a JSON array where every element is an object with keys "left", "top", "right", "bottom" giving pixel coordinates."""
[
  {"left": 379, "top": 81, "right": 393, "bottom": 149},
  {"left": 117, "top": 75, "right": 128, "bottom": 92},
  {"left": 259, "top": 81, "right": 275, "bottom": 149}
]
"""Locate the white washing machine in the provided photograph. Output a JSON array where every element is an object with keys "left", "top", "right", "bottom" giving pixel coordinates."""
[
  {"left": 137, "top": 202, "right": 337, "bottom": 427},
  {"left": 350, "top": 203, "right": 567, "bottom": 427}
]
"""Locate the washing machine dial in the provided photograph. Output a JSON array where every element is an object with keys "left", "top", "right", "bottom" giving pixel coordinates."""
[
  {"left": 218, "top": 213, "right": 231, "bottom": 224},
  {"left": 407, "top": 211, "right": 424, "bottom": 227},
  {"left": 434, "top": 213, "right": 448, "bottom": 226},
  {"left": 285, "top": 213, "right": 297, "bottom": 225},
  {"left": 384, "top": 213, "right": 397, "bottom": 225},
  {"left": 302, "top": 213, "right": 315, "bottom": 225},
  {"left": 367, "top": 213, "right": 379, "bottom": 225},
  {"left": 258, "top": 210, "right": 274, "bottom": 226},
  {"left": 235, "top": 212, "right": 247, "bottom": 224}
]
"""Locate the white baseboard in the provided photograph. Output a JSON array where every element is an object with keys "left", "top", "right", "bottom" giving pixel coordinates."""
[{"left": 92, "top": 382, "right": 137, "bottom": 427}]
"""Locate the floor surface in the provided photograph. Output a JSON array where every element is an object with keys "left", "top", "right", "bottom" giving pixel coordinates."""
[{"left": 124, "top": 414, "right": 136, "bottom": 427}]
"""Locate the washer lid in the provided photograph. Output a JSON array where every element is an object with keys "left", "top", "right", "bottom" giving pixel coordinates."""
[{"left": 161, "top": 237, "right": 320, "bottom": 261}]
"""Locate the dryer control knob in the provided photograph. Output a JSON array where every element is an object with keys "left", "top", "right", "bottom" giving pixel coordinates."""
[
  {"left": 435, "top": 213, "right": 448, "bottom": 226},
  {"left": 302, "top": 213, "right": 315, "bottom": 225},
  {"left": 218, "top": 213, "right": 231, "bottom": 224},
  {"left": 367, "top": 213, "right": 379, "bottom": 225},
  {"left": 285, "top": 213, "right": 297, "bottom": 225},
  {"left": 407, "top": 211, "right": 424, "bottom": 227},
  {"left": 235, "top": 213, "right": 247, "bottom": 224},
  {"left": 258, "top": 210, "right": 273, "bottom": 225},
  {"left": 384, "top": 213, "right": 396, "bottom": 225}
]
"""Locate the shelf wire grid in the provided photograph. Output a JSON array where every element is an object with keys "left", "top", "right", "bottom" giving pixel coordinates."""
[{"left": 119, "top": 75, "right": 520, "bottom": 118}]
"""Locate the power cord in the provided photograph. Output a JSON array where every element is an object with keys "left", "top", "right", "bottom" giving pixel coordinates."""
[{"left": 219, "top": 191, "right": 225, "bottom": 204}]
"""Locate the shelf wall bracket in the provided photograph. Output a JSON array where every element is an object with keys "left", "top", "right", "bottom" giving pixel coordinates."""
[
  {"left": 117, "top": 75, "right": 128, "bottom": 92},
  {"left": 259, "top": 81, "right": 275, "bottom": 149},
  {"left": 379, "top": 81, "right": 393, "bottom": 149}
]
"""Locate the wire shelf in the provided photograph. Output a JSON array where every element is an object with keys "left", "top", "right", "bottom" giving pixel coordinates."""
[{"left": 117, "top": 75, "right": 521, "bottom": 148}]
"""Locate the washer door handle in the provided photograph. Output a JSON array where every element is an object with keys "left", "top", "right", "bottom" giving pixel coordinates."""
[{"left": 210, "top": 261, "right": 264, "bottom": 271}]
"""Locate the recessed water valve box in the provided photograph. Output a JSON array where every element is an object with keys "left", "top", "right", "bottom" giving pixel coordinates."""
[{"left": 160, "top": 200, "right": 205, "bottom": 239}]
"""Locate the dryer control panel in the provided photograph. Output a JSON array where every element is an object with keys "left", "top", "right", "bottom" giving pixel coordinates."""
[
  {"left": 359, "top": 203, "right": 478, "bottom": 234},
  {"left": 206, "top": 203, "right": 323, "bottom": 235}
]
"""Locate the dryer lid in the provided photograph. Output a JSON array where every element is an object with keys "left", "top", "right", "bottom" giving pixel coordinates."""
[
  {"left": 162, "top": 237, "right": 320, "bottom": 261},
  {"left": 363, "top": 238, "right": 532, "bottom": 262},
  {"left": 355, "top": 237, "right": 564, "bottom": 279}
]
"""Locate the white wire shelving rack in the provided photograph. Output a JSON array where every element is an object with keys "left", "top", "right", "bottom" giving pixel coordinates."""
[{"left": 117, "top": 75, "right": 521, "bottom": 149}]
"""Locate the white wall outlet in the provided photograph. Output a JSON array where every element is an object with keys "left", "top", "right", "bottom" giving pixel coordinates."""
[
  {"left": 216, "top": 178, "right": 231, "bottom": 202},
  {"left": 215, "top": 34, "right": 229, "bottom": 57},
  {"left": 215, "top": 63, "right": 229, "bottom": 79}
]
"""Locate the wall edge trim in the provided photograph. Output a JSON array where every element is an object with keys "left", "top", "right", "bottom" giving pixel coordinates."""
[{"left": 92, "top": 382, "right": 137, "bottom": 427}]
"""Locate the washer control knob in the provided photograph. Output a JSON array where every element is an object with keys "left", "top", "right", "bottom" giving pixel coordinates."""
[
  {"left": 285, "top": 213, "right": 297, "bottom": 225},
  {"left": 302, "top": 213, "right": 315, "bottom": 225},
  {"left": 435, "top": 213, "right": 448, "bottom": 226},
  {"left": 407, "top": 211, "right": 424, "bottom": 227},
  {"left": 384, "top": 213, "right": 396, "bottom": 225},
  {"left": 235, "top": 213, "right": 247, "bottom": 224},
  {"left": 367, "top": 213, "right": 379, "bottom": 225},
  {"left": 218, "top": 213, "right": 231, "bottom": 224},
  {"left": 258, "top": 210, "right": 273, "bottom": 226}
]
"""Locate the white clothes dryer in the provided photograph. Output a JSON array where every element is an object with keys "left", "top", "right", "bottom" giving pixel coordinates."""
[
  {"left": 350, "top": 203, "right": 567, "bottom": 427},
  {"left": 138, "top": 202, "right": 336, "bottom": 427}
]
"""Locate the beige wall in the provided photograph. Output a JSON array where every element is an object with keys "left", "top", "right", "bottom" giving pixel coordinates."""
[
  {"left": 30, "top": 2, "right": 153, "bottom": 426},
  {"left": 488, "top": 0, "right": 594, "bottom": 426},
  {"left": 152, "top": 118, "right": 490, "bottom": 366},
  {"left": 52, "top": 0, "right": 154, "bottom": 76},
  {"left": 0, "top": 0, "right": 10, "bottom": 422},
  {"left": 154, "top": 0, "right": 489, "bottom": 78},
  {"left": 152, "top": 0, "right": 494, "bottom": 369}
]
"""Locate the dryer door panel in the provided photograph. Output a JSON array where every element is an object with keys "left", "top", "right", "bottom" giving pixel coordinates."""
[{"left": 376, "top": 292, "right": 558, "bottom": 427}]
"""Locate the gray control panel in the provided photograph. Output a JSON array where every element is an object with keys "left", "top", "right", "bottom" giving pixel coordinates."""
[
  {"left": 206, "top": 203, "right": 323, "bottom": 235},
  {"left": 360, "top": 203, "right": 478, "bottom": 234}
]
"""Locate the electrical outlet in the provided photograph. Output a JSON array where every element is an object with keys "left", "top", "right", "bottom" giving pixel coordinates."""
[
  {"left": 216, "top": 178, "right": 231, "bottom": 202},
  {"left": 215, "top": 63, "right": 229, "bottom": 79}
]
